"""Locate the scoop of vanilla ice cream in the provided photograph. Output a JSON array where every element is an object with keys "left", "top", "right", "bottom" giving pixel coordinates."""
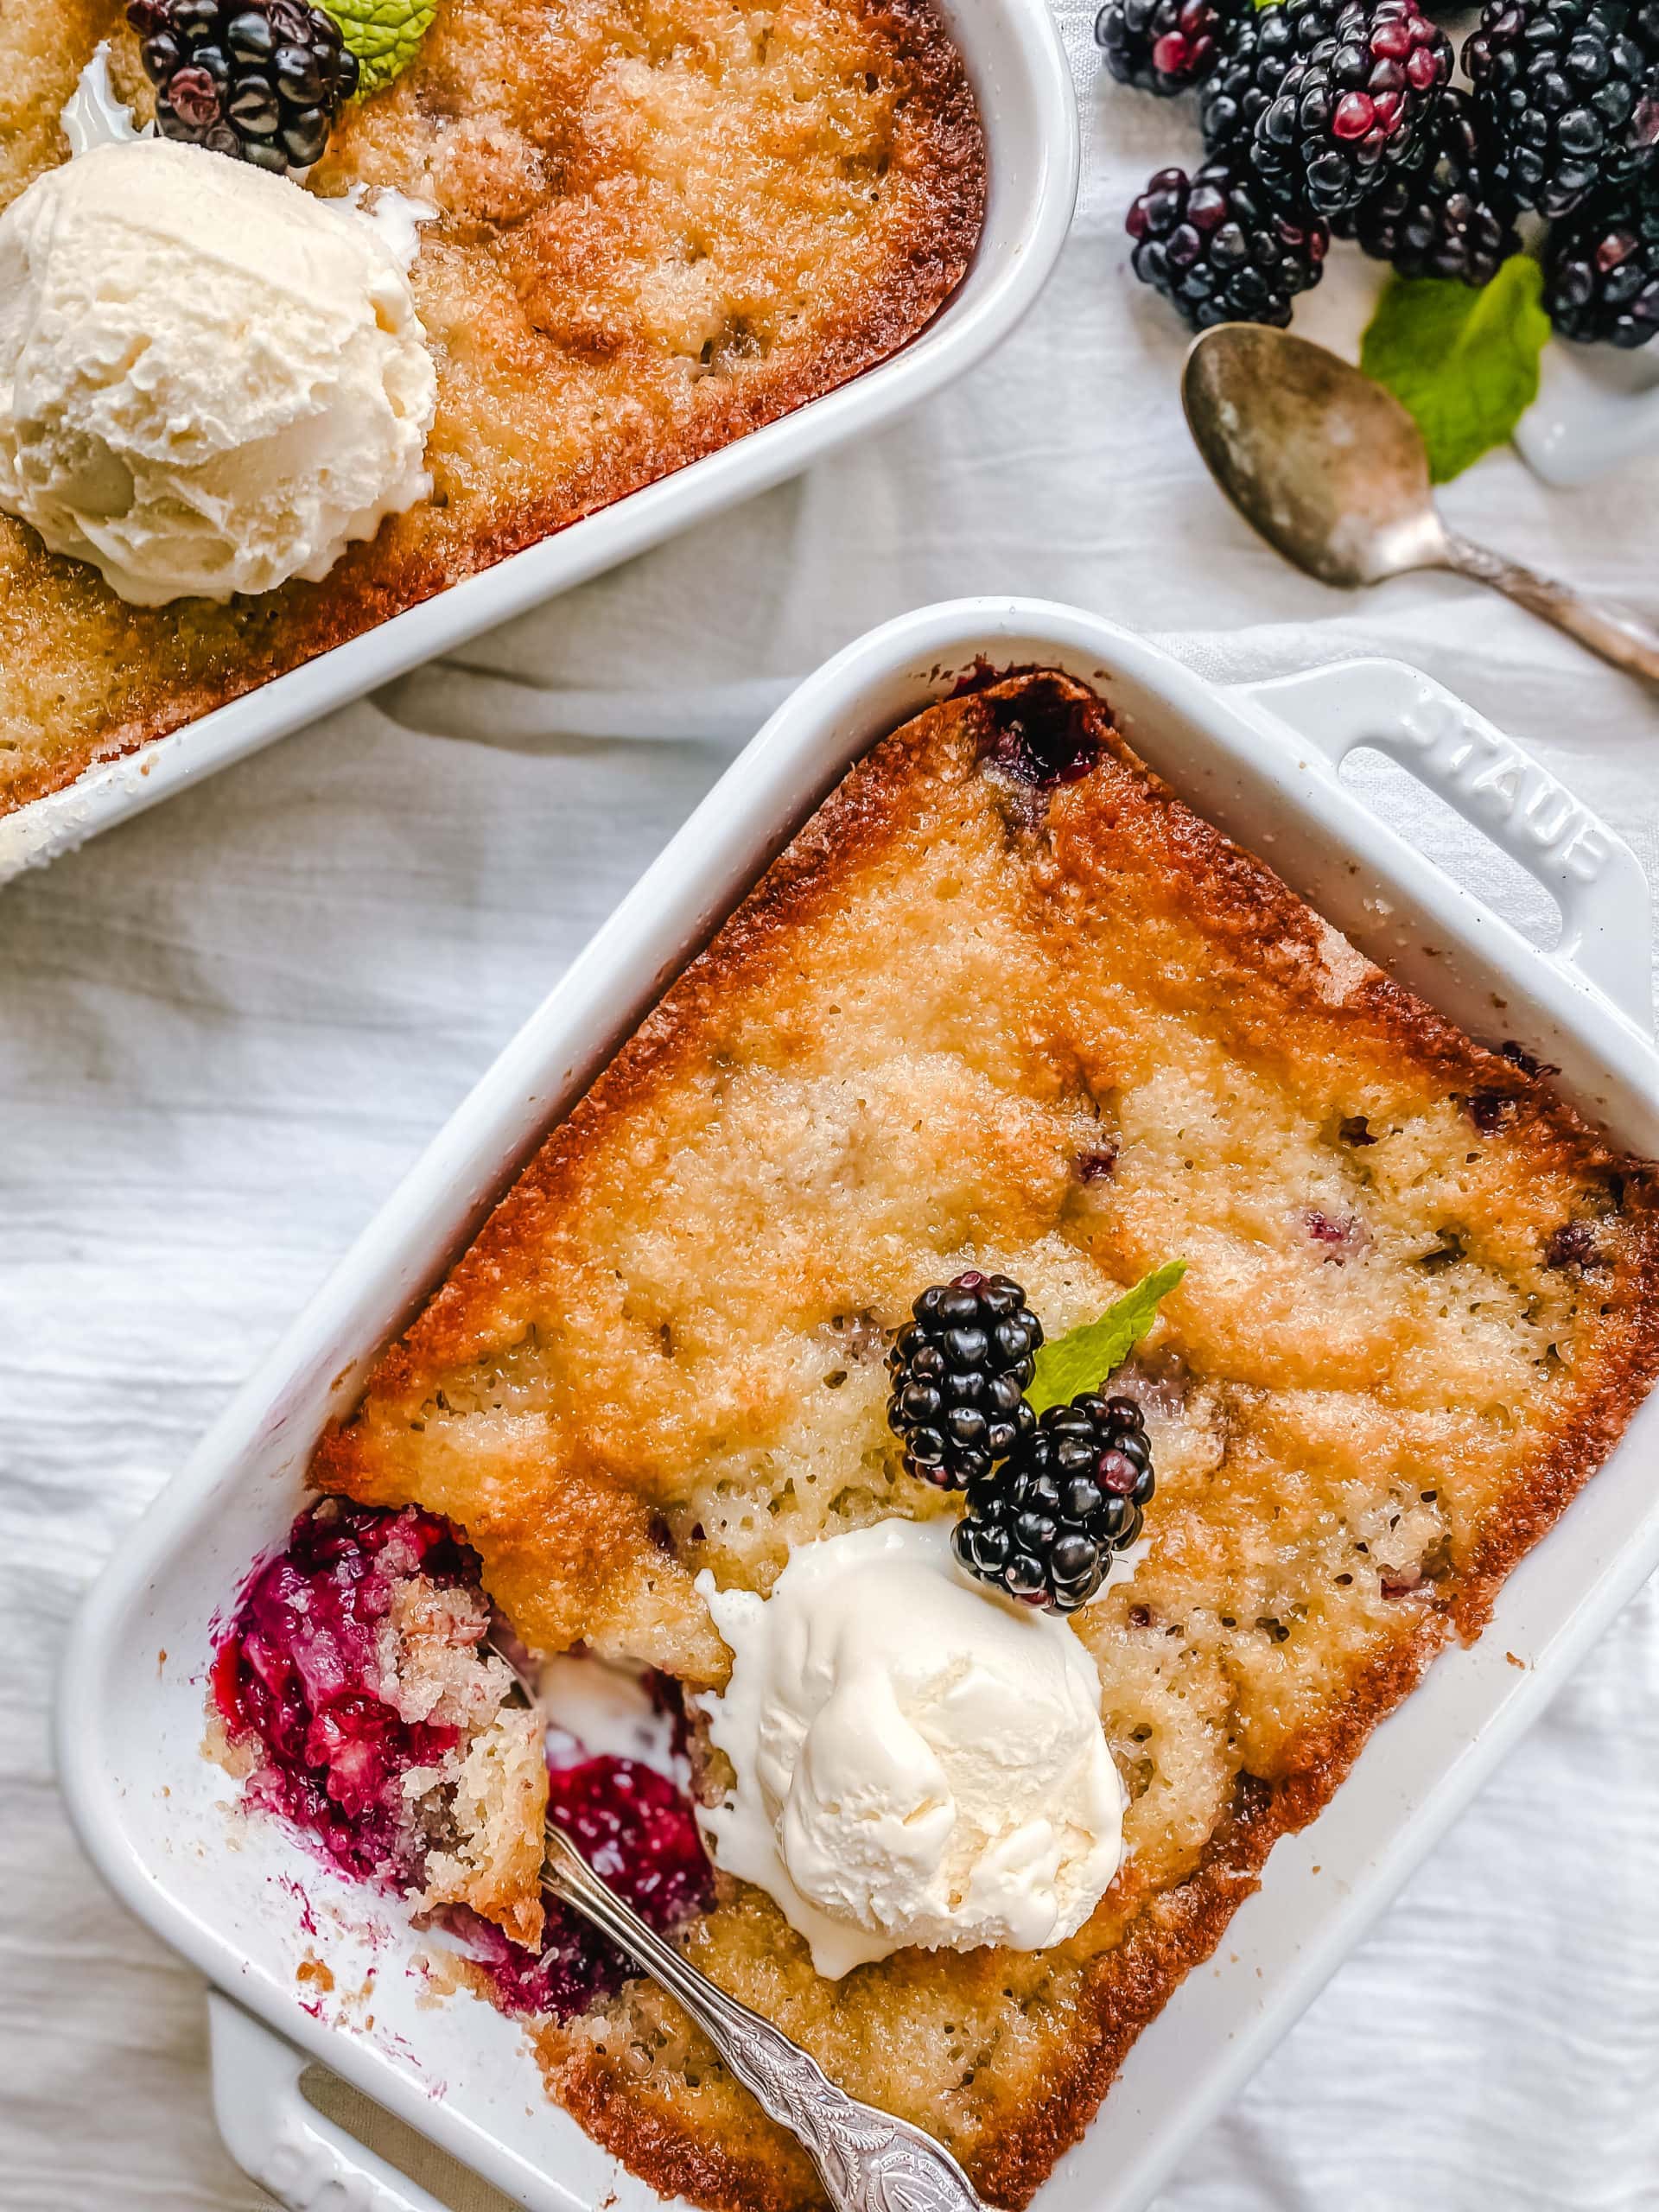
[
  {"left": 697, "top": 1519, "right": 1126, "bottom": 1979},
  {"left": 0, "top": 137, "right": 436, "bottom": 607}
]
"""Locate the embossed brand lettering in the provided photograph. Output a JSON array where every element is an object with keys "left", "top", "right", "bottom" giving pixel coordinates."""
[
  {"left": 1384, "top": 701, "right": 1603, "bottom": 883},
  {"left": 1560, "top": 822, "right": 1611, "bottom": 882},
  {"left": 1466, "top": 753, "right": 1524, "bottom": 805}
]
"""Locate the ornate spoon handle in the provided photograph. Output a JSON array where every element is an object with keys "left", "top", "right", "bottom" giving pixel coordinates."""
[
  {"left": 1440, "top": 530, "right": 1659, "bottom": 687},
  {"left": 541, "top": 1824, "right": 989, "bottom": 2212}
]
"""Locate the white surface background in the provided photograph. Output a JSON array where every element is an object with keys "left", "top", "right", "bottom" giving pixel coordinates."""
[{"left": 4, "top": 7, "right": 1659, "bottom": 2207}]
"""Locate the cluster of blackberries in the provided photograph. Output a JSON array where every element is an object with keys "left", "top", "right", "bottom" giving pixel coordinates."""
[
  {"left": 887, "top": 1273, "right": 1155, "bottom": 1615},
  {"left": 127, "top": 0, "right": 359, "bottom": 175},
  {"left": 1099, "top": 0, "right": 1659, "bottom": 349}
]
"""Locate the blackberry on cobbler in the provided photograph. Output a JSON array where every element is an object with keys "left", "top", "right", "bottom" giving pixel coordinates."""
[
  {"left": 1464, "top": 0, "right": 1659, "bottom": 218},
  {"left": 887, "top": 1272, "right": 1042, "bottom": 1490},
  {"left": 953, "top": 1394, "right": 1154, "bottom": 1614},
  {"left": 1252, "top": 0, "right": 1453, "bottom": 219},
  {"left": 1340, "top": 86, "right": 1521, "bottom": 284},
  {"left": 1096, "top": 0, "right": 1234, "bottom": 96},
  {"left": 1127, "top": 156, "right": 1329, "bottom": 329},
  {"left": 127, "top": 0, "right": 359, "bottom": 175},
  {"left": 1545, "top": 174, "right": 1659, "bottom": 343}
]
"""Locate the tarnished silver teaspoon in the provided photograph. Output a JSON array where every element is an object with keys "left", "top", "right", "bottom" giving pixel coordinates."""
[
  {"left": 486, "top": 1639, "right": 989, "bottom": 2212},
  {"left": 1181, "top": 324, "right": 1659, "bottom": 688}
]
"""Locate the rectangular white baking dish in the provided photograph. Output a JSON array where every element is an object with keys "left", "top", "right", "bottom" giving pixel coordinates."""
[
  {"left": 0, "top": 0, "right": 1077, "bottom": 890},
  {"left": 57, "top": 598, "right": 1659, "bottom": 2212}
]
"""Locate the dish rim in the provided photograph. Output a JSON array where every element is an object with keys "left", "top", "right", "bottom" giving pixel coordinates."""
[
  {"left": 0, "top": 0, "right": 1079, "bottom": 887},
  {"left": 55, "top": 595, "right": 1659, "bottom": 2212}
]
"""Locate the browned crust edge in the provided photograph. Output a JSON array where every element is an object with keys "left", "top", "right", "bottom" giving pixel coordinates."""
[
  {"left": 318, "top": 674, "right": 1659, "bottom": 2209},
  {"left": 3, "top": 0, "right": 985, "bottom": 823}
]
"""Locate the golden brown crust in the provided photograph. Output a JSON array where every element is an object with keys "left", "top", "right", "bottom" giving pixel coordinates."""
[
  {"left": 0, "top": 0, "right": 983, "bottom": 817},
  {"left": 524, "top": 1633, "right": 1441, "bottom": 2212},
  {"left": 550, "top": 2042, "right": 823, "bottom": 2212},
  {"left": 971, "top": 1630, "right": 1438, "bottom": 2206},
  {"left": 310, "top": 673, "right": 1659, "bottom": 2209}
]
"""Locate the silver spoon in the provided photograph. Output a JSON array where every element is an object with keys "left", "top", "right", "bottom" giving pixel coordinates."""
[
  {"left": 1181, "top": 323, "right": 1659, "bottom": 688},
  {"left": 486, "top": 1641, "right": 988, "bottom": 2212}
]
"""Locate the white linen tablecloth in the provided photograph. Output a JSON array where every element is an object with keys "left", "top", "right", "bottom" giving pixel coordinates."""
[{"left": 3, "top": 8, "right": 1658, "bottom": 2206}]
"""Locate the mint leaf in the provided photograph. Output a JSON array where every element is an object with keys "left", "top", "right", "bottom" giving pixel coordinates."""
[
  {"left": 1026, "top": 1262, "right": 1186, "bottom": 1416},
  {"left": 1359, "top": 257, "right": 1550, "bottom": 484},
  {"left": 318, "top": 0, "right": 440, "bottom": 97}
]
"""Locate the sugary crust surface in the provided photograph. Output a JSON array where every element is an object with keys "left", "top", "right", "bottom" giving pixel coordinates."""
[
  {"left": 315, "top": 673, "right": 1659, "bottom": 2209},
  {"left": 0, "top": 0, "right": 982, "bottom": 817}
]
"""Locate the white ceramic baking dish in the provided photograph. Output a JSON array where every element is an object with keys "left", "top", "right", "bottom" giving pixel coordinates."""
[
  {"left": 0, "top": 0, "right": 1077, "bottom": 891},
  {"left": 58, "top": 597, "right": 1659, "bottom": 2212}
]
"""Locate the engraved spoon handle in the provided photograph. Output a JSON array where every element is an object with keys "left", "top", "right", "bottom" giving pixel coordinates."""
[
  {"left": 1439, "top": 530, "right": 1659, "bottom": 687},
  {"left": 540, "top": 1824, "right": 988, "bottom": 2212}
]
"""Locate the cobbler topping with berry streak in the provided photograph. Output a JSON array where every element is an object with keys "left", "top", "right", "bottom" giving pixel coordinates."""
[
  {"left": 213, "top": 1499, "right": 480, "bottom": 1878},
  {"left": 1547, "top": 1222, "right": 1601, "bottom": 1271},
  {"left": 1305, "top": 1208, "right": 1370, "bottom": 1258},
  {"left": 1468, "top": 1089, "right": 1516, "bottom": 1133},
  {"left": 982, "top": 678, "right": 1103, "bottom": 789},
  {"left": 463, "top": 1758, "right": 713, "bottom": 2023}
]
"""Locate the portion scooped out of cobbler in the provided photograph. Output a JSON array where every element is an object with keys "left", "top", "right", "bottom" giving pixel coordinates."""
[
  {"left": 212, "top": 1499, "right": 550, "bottom": 1949},
  {"left": 213, "top": 1496, "right": 715, "bottom": 2019}
]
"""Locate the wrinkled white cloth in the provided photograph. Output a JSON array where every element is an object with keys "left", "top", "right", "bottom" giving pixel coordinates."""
[{"left": 3, "top": 8, "right": 1658, "bottom": 2208}]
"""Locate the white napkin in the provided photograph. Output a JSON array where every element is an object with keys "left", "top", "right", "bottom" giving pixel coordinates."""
[{"left": 3, "top": 9, "right": 1658, "bottom": 2208}]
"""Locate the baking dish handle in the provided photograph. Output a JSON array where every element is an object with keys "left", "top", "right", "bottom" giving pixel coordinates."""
[
  {"left": 1229, "top": 658, "right": 1654, "bottom": 1034},
  {"left": 209, "top": 1993, "right": 453, "bottom": 2212}
]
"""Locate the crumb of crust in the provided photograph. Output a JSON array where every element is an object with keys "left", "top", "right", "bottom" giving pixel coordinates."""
[
  {"left": 203, "top": 1706, "right": 257, "bottom": 1782},
  {"left": 308, "top": 671, "right": 1659, "bottom": 2210},
  {"left": 297, "top": 1954, "right": 336, "bottom": 1995},
  {"left": 0, "top": 0, "right": 984, "bottom": 817}
]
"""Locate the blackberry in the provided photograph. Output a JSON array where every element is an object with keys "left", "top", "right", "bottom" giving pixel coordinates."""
[
  {"left": 1340, "top": 86, "right": 1522, "bottom": 283},
  {"left": 1096, "top": 0, "right": 1233, "bottom": 95},
  {"left": 1544, "top": 175, "right": 1659, "bottom": 342},
  {"left": 886, "top": 1272, "right": 1042, "bottom": 1491},
  {"left": 1127, "top": 156, "right": 1330, "bottom": 329},
  {"left": 1200, "top": 0, "right": 1325, "bottom": 156},
  {"left": 1464, "top": 0, "right": 1659, "bottom": 218},
  {"left": 127, "top": 0, "right": 359, "bottom": 175},
  {"left": 1255, "top": 0, "right": 1454, "bottom": 218},
  {"left": 952, "top": 1394, "right": 1154, "bottom": 1614}
]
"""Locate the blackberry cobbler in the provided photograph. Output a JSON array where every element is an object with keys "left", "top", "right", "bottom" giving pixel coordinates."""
[{"left": 214, "top": 670, "right": 1659, "bottom": 2212}]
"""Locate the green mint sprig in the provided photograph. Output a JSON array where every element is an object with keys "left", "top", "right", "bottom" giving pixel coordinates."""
[
  {"left": 1026, "top": 1261, "right": 1186, "bottom": 1416},
  {"left": 318, "top": 0, "right": 440, "bottom": 98},
  {"left": 1359, "top": 257, "right": 1551, "bottom": 485}
]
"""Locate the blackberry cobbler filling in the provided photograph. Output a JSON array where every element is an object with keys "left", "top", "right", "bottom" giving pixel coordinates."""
[
  {"left": 982, "top": 678, "right": 1104, "bottom": 788},
  {"left": 215, "top": 1498, "right": 712, "bottom": 2024},
  {"left": 458, "top": 1761, "right": 713, "bottom": 2021},
  {"left": 213, "top": 1499, "right": 483, "bottom": 1875}
]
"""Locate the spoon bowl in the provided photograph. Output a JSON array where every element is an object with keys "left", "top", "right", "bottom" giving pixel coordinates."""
[
  {"left": 1179, "top": 323, "right": 1659, "bottom": 686},
  {"left": 1182, "top": 324, "right": 1448, "bottom": 587}
]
